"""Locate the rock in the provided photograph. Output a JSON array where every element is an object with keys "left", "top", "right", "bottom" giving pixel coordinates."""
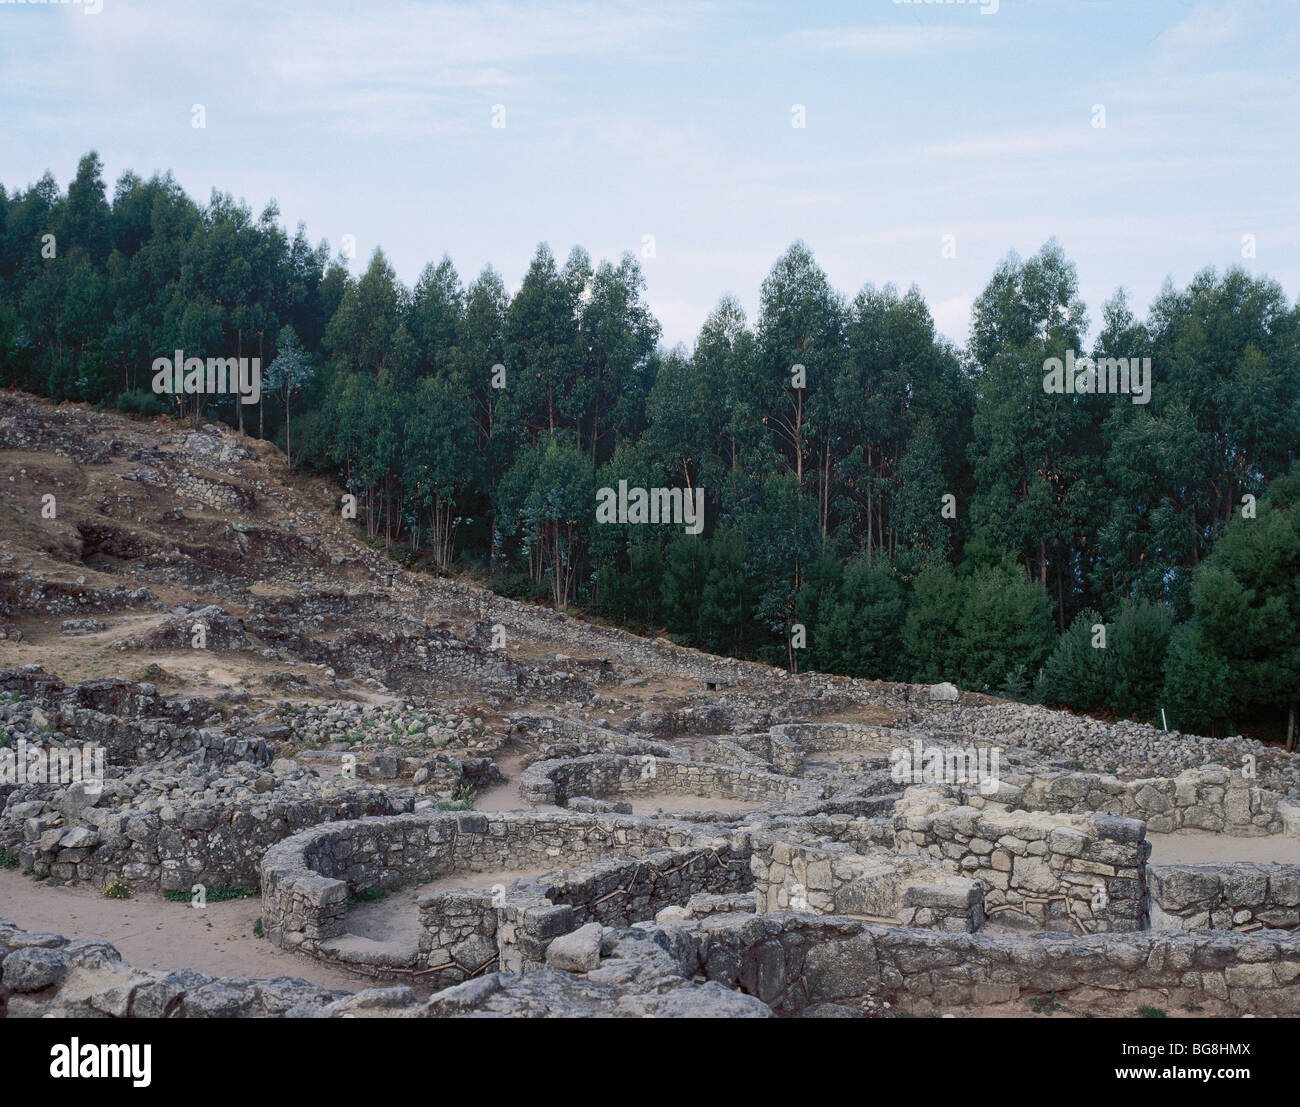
[
  {"left": 59, "top": 618, "right": 107, "bottom": 635},
  {"left": 57, "top": 827, "right": 100, "bottom": 849},
  {"left": 545, "top": 923, "right": 603, "bottom": 972},
  {"left": 2, "top": 947, "right": 67, "bottom": 992},
  {"left": 60, "top": 781, "right": 100, "bottom": 821},
  {"left": 929, "top": 683, "right": 959, "bottom": 702}
]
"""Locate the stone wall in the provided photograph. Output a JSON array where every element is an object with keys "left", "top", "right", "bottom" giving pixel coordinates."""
[
  {"left": 711, "top": 730, "right": 805, "bottom": 776},
  {"left": 518, "top": 753, "right": 814, "bottom": 809},
  {"left": 0, "top": 671, "right": 266, "bottom": 769},
  {"left": 507, "top": 713, "right": 674, "bottom": 759},
  {"left": 8, "top": 910, "right": 1300, "bottom": 1018},
  {"left": 1020, "top": 765, "right": 1287, "bottom": 835},
  {"left": 916, "top": 698, "right": 1300, "bottom": 799},
  {"left": 490, "top": 839, "right": 751, "bottom": 972},
  {"left": 0, "top": 574, "right": 155, "bottom": 618},
  {"left": 892, "top": 787, "right": 1149, "bottom": 931},
  {"left": 748, "top": 832, "right": 983, "bottom": 931},
  {"left": 172, "top": 467, "right": 256, "bottom": 513},
  {"left": 1149, "top": 862, "right": 1300, "bottom": 932},
  {"left": 48, "top": 705, "right": 270, "bottom": 767},
  {"left": 252, "top": 622, "right": 598, "bottom": 700},
  {"left": 651, "top": 914, "right": 1300, "bottom": 1017},
  {"left": 771, "top": 722, "right": 903, "bottom": 757},
  {"left": 260, "top": 809, "right": 728, "bottom": 980},
  {"left": 14, "top": 787, "right": 409, "bottom": 891}
]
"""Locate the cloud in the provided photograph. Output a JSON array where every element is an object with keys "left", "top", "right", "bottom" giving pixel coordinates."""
[
  {"left": 36, "top": 0, "right": 714, "bottom": 136},
  {"left": 649, "top": 298, "right": 712, "bottom": 350},
  {"left": 930, "top": 294, "right": 975, "bottom": 345},
  {"left": 1159, "top": 1, "right": 1244, "bottom": 54},
  {"left": 778, "top": 25, "right": 986, "bottom": 56}
]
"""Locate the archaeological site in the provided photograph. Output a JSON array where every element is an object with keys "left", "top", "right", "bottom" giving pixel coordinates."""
[
  {"left": 5, "top": 10, "right": 1300, "bottom": 1085},
  {"left": 1, "top": 393, "right": 1296, "bottom": 1023}
]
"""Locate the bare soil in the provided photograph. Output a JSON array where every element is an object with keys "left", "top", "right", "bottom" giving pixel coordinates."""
[
  {"left": 1146, "top": 831, "right": 1299, "bottom": 864},
  {"left": 0, "top": 867, "right": 367, "bottom": 991}
]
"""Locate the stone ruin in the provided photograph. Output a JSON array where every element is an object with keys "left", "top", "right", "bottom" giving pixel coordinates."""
[
  {"left": 0, "top": 391, "right": 1297, "bottom": 1018},
  {"left": 6, "top": 674, "right": 1296, "bottom": 1017}
]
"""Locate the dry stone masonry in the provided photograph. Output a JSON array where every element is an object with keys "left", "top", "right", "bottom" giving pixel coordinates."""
[{"left": 2, "top": 392, "right": 1299, "bottom": 1018}]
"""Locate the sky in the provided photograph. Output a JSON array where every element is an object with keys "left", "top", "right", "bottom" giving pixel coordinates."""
[{"left": 1, "top": 0, "right": 1297, "bottom": 351}]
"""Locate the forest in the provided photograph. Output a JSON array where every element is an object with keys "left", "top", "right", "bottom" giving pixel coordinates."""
[{"left": 3, "top": 152, "right": 1297, "bottom": 746}]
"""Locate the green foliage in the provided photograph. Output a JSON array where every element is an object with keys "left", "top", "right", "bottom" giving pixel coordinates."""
[
  {"left": 1108, "top": 599, "right": 1174, "bottom": 722},
  {"left": 1161, "top": 625, "right": 1233, "bottom": 736},
  {"left": 901, "top": 560, "right": 963, "bottom": 683},
  {"left": 113, "top": 388, "right": 169, "bottom": 416},
  {"left": 1186, "top": 462, "right": 1300, "bottom": 744},
  {"left": 1039, "top": 600, "right": 1173, "bottom": 722},
  {"left": 956, "top": 565, "right": 1055, "bottom": 691},
  {"left": 163, "top": 885, "right": 258, "bottom": 903},
  {"left": 1039, "top": 610, "right": 1112, "bottom": 712},
  {"left": 997, "top": 664, "right": 1033, "bottom": 702},
  {"left": 815, "top": 555, "right": 905, "bottom": 680},
  {"left": 8, "top": 152, "right": 1300, "bottom": 737}
]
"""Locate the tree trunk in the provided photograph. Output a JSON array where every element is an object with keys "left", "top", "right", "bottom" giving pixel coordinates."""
[
  {"left": 795, "top": 388, "right": 803, "bottom": 482},
  {"left": 236, "top": 328, "right": 244, "bottom": 434},
  {"left": 821, "top": 441, "right": 830, "bottom": 538},
  {"left": 1057, "top": 564, "right": 1065, "bottom": 633},
  {"left": 866, "top": 471, "right": 873, "bottom": 568},
  {"left": 1288, "top": 701, "right": 1297, "bottom": 753}
]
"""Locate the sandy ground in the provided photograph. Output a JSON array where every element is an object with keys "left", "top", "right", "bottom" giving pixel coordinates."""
[
  {"left": 1146, "top": 831, "right": 1299, "bottom": 864},
  {"left": 472, "top": 754, "right": 762, "bottom": 817},
  {"left": 0, "top": 867, "right": 368, "bottom": 991},
  {"left": 625, "top": 794, "right": 760, "bottom": 815},
  {"left": 344, "top": 868, "right": 554, "bottom": 943},
  {"left": 473, "top": 751, "right": 529, "bottom": 812}
]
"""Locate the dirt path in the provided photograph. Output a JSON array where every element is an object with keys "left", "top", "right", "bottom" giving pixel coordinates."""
[
  {"left": 1146, "top": 831, "right": 1299, "bottom": 864},
  {"left": 625, "top": 794, "right": 760, "bottom": 815},
  {"left": 0, "top": 868, "right": 368, "bottom": 992},
  {"left": 344, "top": 867, "right": 555, "bottom": 943},
  {"left": 474, "top": 750, "right": 530, "bottom": 811}
]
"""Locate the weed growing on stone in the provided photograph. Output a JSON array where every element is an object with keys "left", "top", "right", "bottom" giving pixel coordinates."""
[
  {"left": 436, "top": 779, "right": 476, "bottom": 810},
  {"left": 103, "top": 877, "right": 132, "bottom": 899},
  {"left": 1028, "top": 991, "right": 1062, "bottom": 1015},
  {"left": 163, "top": 885, "right": 259, "bottom": 903}
]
